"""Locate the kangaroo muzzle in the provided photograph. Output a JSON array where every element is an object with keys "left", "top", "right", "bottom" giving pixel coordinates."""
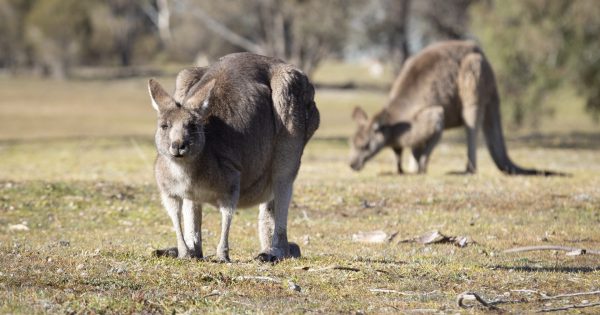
[{"left": 169, "top": 141, "right": 188, "bottom": 157}]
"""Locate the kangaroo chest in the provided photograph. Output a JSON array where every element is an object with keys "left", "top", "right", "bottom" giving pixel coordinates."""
[{"left": 165, "top": 161, "right": 220, "bottom": 203}]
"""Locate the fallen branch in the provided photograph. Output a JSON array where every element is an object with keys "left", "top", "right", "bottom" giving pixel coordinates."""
[
  {"left": 544, "top": 290, "right": 600, "bottom": 301},
  {"left": 503, "top": 245, "right": 600, "bottom": 256},
  {"left": 234, "top": 276, "right": 281, "bottom": 283},
  {"left": 312, "top": 265, "right": 361, "bottom": 272},
  {"left": 370, "top": 289, "right": 438, "bottom": 296},
  {"left": 399, "top": 230, "right": 472, "bottom": 248},
  {"left": 459, "top": 289, "right": 600, "bottom": 312},
  {"left": 369, "top": 288, "right": 413, "bottom": 295},
  {"left": 511, "top": 289, "right": 600, "bottom": 300},
  {"left": 294, "top": 265, "right": 361, "bottom": 272},
  {"left": 352, "top": 230, "right": 398, "bottom": 243},
  {"left": 457, "top": 292, "right": 500, "bottom": 310},
  {"left": 201, "top": 291, "right": 220, "bottom": 299},
  {"left": 537, "top": 301, "right": 600, "bottom": 312}
]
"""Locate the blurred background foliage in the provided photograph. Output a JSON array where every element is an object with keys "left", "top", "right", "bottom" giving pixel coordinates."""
[{"left": 0, "top": 0, "right": 598, "bottom": 127}]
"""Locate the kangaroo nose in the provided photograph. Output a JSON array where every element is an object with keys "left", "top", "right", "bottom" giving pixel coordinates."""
[
  {"left": 350, "top": 159, "right": 363, "bottom": 171},
  {"left": 169, "top": 141, "right": 187, "bottom": 157}
]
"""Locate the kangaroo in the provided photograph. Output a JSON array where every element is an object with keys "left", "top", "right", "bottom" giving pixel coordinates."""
[
  {"left": 148, "top": 53, "right": 319, "bottom": 262},
  {"left": 350, "top": 40, "right": 562, "bottom": 176}
]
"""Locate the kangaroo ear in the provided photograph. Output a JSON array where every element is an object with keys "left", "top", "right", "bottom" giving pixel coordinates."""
[
  {"left": 352, "top": 106, "right": 368, "bottom": 124},
  {"left": 184, "top": 79, "right": 216, "bottom": 115},
  {"left": 148, "top": 79, "right": 174, "bottom": 112},
  {"left": 173, "top": 67, "right": 208, "bottom": 103}
]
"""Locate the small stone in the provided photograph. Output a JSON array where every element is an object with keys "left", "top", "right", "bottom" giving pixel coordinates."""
[
  {"left": 288, "top": 281, "right": 301, "bottom": 292},
  {"left": 76, "top": 264, "right": 85, "bottom": 271},
  {"left": 112, "top": 267, "right": 127, "bottom": 274},
  {"left": 8, "top": 224, "right": 29, "bottom": 232},
  {"left": 573, "top": 194, "right": 591, "bottom": 202},
  {"left": 302, "top": 235, "right": 310, "bottom": 245},
  {"left": 39, "top": 300, "right": 52, "bottom": 310}
]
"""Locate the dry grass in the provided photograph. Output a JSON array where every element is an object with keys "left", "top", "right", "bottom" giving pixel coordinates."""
[{"left": 0, "top": 75, "right": 599, "bottom": 314}]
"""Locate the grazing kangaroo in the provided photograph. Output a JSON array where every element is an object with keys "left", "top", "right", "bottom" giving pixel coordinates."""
[
  {"left": 148, "top": 53, "right": 319, "bottom": 262},
  {"left": 350, "top": 40, "right": 562, "bottom": 176}
]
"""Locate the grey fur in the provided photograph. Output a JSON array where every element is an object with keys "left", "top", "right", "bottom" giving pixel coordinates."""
[
  {"left": 148, "top": 53, "right": 319, "bottom": 261},
  {"left": 350, "top": 40, "right": 563, "bottom": 176}
]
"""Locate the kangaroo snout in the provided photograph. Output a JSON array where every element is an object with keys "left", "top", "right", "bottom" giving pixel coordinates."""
[
  {"left": 350, "top": 159, "right": 364, "bottom": 171},
  {"left": 169, "top": 141, "right": 188, "bottom": 157}
]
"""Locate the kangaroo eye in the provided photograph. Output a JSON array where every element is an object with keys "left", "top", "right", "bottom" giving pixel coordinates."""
[{"left": 160, "top": 124, "right": 168, "bottom": 130}]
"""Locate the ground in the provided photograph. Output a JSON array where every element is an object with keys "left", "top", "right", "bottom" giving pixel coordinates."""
[{"left": 0, "top": 66, "right": 599, "bottom": 313}]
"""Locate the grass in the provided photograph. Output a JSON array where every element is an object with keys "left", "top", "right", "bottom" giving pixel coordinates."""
[{"left": 0, "top": 73, "right": 599, "bottom": 313}]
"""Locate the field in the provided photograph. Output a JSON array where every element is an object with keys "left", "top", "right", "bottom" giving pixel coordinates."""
[{"left": 1, "top": 68, "right": 599, "bottom": 313}]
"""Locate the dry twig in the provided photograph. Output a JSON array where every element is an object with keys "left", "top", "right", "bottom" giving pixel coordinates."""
[
  {"left": 503, "top": 245, "right": 600, "bottom": 255},
  {"left": 457, "top": 292, "right": 501, "bottom": 311},
  {"left": 294, "top": 265, "right": 361, "bottom": 272},
  {"left": 370, "top": 289, "right": 438, "bottom": 296},
  {"left": 201, "top": 291, "right": 220, "bottom": 299},
  {"left": 369, "top": 288, "right": 413, "bottom": 295},
  {"left": 234, "top": 276, "right": 281, "bottom": 283},
  {"left": 542, "top": 290, "right": 600, "bottom": 300},
  {"left": 537, "top": 301, "right": 600, "bottom": 312},
  {"left": 399, "top": 230, "right": 472, "bottom": 247}
]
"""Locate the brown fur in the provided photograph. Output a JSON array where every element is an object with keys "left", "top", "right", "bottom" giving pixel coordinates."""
[
  {"left": 350, "top": 40, "right": 563, "bottom": 176},
  {"left": 149, "top": 53, "right": 319, "bottom": 261}
]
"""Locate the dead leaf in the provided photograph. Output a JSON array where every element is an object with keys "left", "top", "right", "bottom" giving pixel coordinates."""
[
  {"left": 352, "top": 230, "right": 398, "bottom": 243},
  {"left": 399, "top": 230, "right": 472, "bottom": 247},
  {"left": 8, "top": 223, "right": 29, "bottom": 232}
]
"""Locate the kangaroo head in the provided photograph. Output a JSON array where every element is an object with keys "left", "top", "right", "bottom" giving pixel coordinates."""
[
  {"left": 148, "top": 78, "right": 215, "bottom": 161},
  {"left": 349, "top": 106, "right": 390, "bottom": 171}
]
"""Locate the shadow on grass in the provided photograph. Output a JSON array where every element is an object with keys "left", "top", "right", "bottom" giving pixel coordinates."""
[{"left": 491, "top": 265, "right": 600, "bottom": 273}]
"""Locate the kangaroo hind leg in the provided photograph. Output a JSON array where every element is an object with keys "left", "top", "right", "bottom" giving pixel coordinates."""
[{"left": 458, "top": 53, "right": 487, "bottom": 174}]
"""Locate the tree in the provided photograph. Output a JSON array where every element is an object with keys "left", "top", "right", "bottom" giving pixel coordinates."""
[
  {"left": 25, "top": 0, "right": 91, "bottom": 79},
  {"left": 359, "top": 0, "right": 412, "bottom": 75},
  {"left": 88, "top": 0, "right": 154, "bottom": 67},
  {"left": 0, "top": 0, "right": 35, "bottom": 72},
  {"left": 414, "top": 0, "right": 475, "bottom": 41},
  {"left": 177, "top": 0, "right": 356, "bottom": 75},
  {"left": 470, "top": 0, "right": 600, "bottom": 126}
]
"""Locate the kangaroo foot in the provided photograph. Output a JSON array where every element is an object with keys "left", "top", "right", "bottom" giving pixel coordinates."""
[
  {"left": 152, "top": 247, "right": 178, "bottom": 258},
  {"left": 216, "top": 251, "right": 231, "bottom": 263},
  {"left": 256, "top": 242, "right": 301, "bottom": 263},
  {"left": 153, "top": 247, "right": 205, "bottom": 260}
]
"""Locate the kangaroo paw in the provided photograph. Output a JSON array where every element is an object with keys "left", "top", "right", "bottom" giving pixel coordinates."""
[
  {"left": 152, "top": 247, "right": 178, "bottom": 258},
  {"left": 256, "top": 243, "right": 301, "bottom": 263},
  {"left": 288, "top": 242, "right": 301, "bottom": 258}
]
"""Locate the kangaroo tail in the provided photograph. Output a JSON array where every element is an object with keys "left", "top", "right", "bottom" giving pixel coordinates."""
[{"left": 483, "top": 87, "right": 566, "bottom": 176}]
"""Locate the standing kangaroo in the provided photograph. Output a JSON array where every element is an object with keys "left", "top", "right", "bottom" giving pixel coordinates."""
[
  {"left": 148, "top": 53, "right": 319, "bottom": 262},
  {"left": 350, "top": 40, "right": 562, "bottom": 176}
]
